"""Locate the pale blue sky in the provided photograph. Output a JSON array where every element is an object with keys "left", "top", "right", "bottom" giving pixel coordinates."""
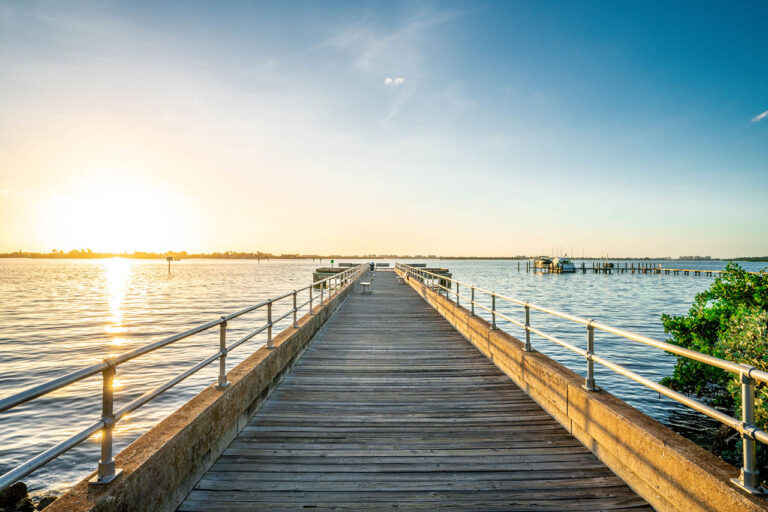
[{"left": 1, "top": 1, "right": 766, "bottom": 256}]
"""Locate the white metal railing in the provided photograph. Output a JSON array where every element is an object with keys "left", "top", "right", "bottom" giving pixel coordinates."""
[
  {"left": 395, "top": 263, "right": 768, "bottom": 495},
  {"left": 0, "top": 264, "right": 366, "bottom": 492}
]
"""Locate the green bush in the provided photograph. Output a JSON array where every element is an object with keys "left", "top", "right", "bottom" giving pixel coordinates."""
[
  {"left": 719, "top": 306, "right": 768, "bottom": 428},
  {"left": 661, "top": 263, "right": 768, "bottom": 404},
  {"left": 661, "top": 263, "right": 768, "bottom": 476}
]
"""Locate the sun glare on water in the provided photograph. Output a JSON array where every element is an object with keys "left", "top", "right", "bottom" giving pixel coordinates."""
[{"left": 104, "top": 257, "right": 131, "bottom": 343}]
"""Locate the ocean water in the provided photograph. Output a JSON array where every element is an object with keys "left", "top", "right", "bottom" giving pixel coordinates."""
[{"left": 0, "top": 257, "right": 764, "bottom": 495}]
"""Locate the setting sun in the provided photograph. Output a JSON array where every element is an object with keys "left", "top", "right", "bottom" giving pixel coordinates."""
[{"left": 33, "top": 171, "right": 195, "bottom": 253}]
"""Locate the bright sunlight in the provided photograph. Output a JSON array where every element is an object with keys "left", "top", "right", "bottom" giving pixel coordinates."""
[{"left": 35, "top": 171, "right": 194, "bottom": 253}]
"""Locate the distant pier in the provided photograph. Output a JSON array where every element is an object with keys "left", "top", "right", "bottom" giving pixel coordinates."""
[{"left": 526, "top": 260, "right": 758, "bottom": 276}]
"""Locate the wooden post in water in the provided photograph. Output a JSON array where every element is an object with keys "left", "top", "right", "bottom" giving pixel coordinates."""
[{"left": 166, "top": 256, "right": 173, "bottom": 274}]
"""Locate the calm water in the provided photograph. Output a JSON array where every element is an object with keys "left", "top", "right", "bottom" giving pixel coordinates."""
[{"left": 0, "top": 258, "right": 765, "bottom": 494}]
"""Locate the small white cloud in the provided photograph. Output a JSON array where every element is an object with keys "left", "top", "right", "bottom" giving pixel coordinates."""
[
  {"left": 384, "top": 76, "right": 405, "bottom": 86},
  {"left": 752, "top": 110, "right": 768, "bottom": 122}
]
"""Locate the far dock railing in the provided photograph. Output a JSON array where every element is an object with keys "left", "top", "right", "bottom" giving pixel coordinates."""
[
  {"left": 580, "top": 262, "right": 766, "bottom": 276},
  {"left": 396, "top": 263, "right": 768, "bottom": 495},
  {"left": 0, "top": 264, "right": 367, "bottom": 493}
]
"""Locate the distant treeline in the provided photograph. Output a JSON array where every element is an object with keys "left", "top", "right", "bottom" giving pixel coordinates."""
[
  {"left": 1, "top": 249, "right": 292, "bottom": 260},
  {"left": 2, "top": 249, "right": 767, "bottom": 261}
]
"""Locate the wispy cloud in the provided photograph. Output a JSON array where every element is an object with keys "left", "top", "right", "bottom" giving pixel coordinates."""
[
  {"left": 752, "top": 110, "right": 768, "bottom": 122},
  {"left": 315, "top": 7, "right": 461, "bottom": 126},
  {"left": 320, "top": 7, "right": 460, "bottom": 74},
  {"left": 384, "top": 76, "right": 404, "bottom": 86},
  {"left": 382, "top": 92, "right": 408, "bottom": 127}
]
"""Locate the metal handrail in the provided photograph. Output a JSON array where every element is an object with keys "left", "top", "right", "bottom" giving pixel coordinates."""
[
  {"left": 395, "top": 263, "right": 766, "bottom": 495},
  {"left": 0, "top": 264, "right": 367, "bottom": 492}
]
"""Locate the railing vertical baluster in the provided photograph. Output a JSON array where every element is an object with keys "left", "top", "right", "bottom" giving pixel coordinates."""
[
  {"left": 491, "top": 294, "right": 497, "bottom": 329},
  {"left": 216, "top": 317, "right": 229, "bottom": 390},
  {"left": 470, "top": 287, "right": 475, "bottom": 316},
  {"left": 266, "top": 299, "right": 273, "bottom": 349},
  {"left": 309, "top": 282, "right": 314, "bottom": 314},
  {"left": 732, "top": 373, "right": 763, "bottom": 494},
  {"left": 90, "top": 359, "right": 121, "bottom": 485},
  {"left": 584, "top": 322, "right": 595, "bottom": 390},
  {"left": 292, "top": 290, "right": 298, "bottom": 328},
  {"left": 524, "top": 303, "right": 531, "bottom": 351}
]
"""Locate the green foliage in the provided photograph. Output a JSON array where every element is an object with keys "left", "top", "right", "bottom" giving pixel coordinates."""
[
  {"left": 661, "top": 263, "right": 768, "bottom": 409},
  {"left": 661, "top": 263, "right": 768, "bottom": 478},
  {"left": 720, "top": 306, "right": 768, "bottom": 428}
]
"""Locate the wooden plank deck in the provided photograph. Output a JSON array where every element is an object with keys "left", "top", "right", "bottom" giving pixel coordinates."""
[{"left": 179, "top": 271, "right": 651, "bottom": 511}]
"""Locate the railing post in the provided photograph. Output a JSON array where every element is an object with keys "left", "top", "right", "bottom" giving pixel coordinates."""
[
  {"left": 731, "top": 373, "right": 764, "bottom": 494},
  {"left": 216, "top": 317, "right": 229, "bottom": 390},
  {"left": 456, "top": 282, "right": 460, "bottom": 306},
  {"left": 583, "top": 321, "right": 596, "bottom": 390},
  {"left": 90, "top": 358, "right": 121, "bottom": 485},
  {"left": 266, "top": 299, "right": 273, "bottom": 349},
  {"left": 292, "top": 290, "right": 298, "bottom": 328},
  {"left": 491, "top": 294, "right": 497, "bottom": 330},
  {"left": 524, "top": 303, "right": 531, "bottom": 351},
  {"left": 309, "top": 282, "right": 314, "bottom": 314},
  {"left": 470, "top": 287, "right": 475, "bottom": 316}
]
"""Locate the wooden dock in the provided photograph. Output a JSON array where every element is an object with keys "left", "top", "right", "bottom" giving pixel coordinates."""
[{"left": 179, "top": 271, "right": 650, "bottom": 511}]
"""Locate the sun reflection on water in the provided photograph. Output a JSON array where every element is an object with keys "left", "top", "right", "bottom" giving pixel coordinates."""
[{"left": 103, "top": 258, "right": 131, "bottom": 342}]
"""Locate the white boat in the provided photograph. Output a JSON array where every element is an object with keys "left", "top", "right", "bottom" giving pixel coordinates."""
[
  {"left": 553, "top": 257, "right": 575, "bottom": 273},
  {"left": 534, "top": 256, "right": 552, "bottom": 269}
]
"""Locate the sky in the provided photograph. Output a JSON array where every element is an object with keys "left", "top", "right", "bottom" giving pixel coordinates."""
[{"left": 1, "top": 0, "right": 766, "bottom": 257}]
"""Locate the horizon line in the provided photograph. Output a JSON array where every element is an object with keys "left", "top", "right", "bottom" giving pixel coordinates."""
[{"left": 2, "top": 249, "right": 767, "bottom": 262}]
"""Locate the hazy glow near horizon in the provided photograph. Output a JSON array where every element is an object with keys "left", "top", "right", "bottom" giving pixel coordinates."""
[
  {"left": 35, "top": 170, "right": 195, "bottom": 253},
  {"left": 1, "top": 1, "right": 767, "bottom": 257}
]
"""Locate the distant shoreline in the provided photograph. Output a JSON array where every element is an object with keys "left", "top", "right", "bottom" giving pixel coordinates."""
[{"left": 2, "top": 252, "right": 767, "bottom": 262}]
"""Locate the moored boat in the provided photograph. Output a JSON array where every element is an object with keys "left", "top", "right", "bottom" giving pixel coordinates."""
[
  {"left": 534, "top": 256, "right": 553, "bottom": 269},
  {"left": 553, "top": 257, "right": 576, "bottom": 273}
]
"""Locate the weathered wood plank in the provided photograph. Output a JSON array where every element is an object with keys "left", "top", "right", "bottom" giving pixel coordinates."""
[{"left": 178, "top": 271, "right": 648, "bottom": 511}]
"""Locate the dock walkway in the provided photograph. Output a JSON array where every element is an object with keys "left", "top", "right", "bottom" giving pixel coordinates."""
[{"left": 179, "top": 271, "right": 650, "bottom": 511}]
